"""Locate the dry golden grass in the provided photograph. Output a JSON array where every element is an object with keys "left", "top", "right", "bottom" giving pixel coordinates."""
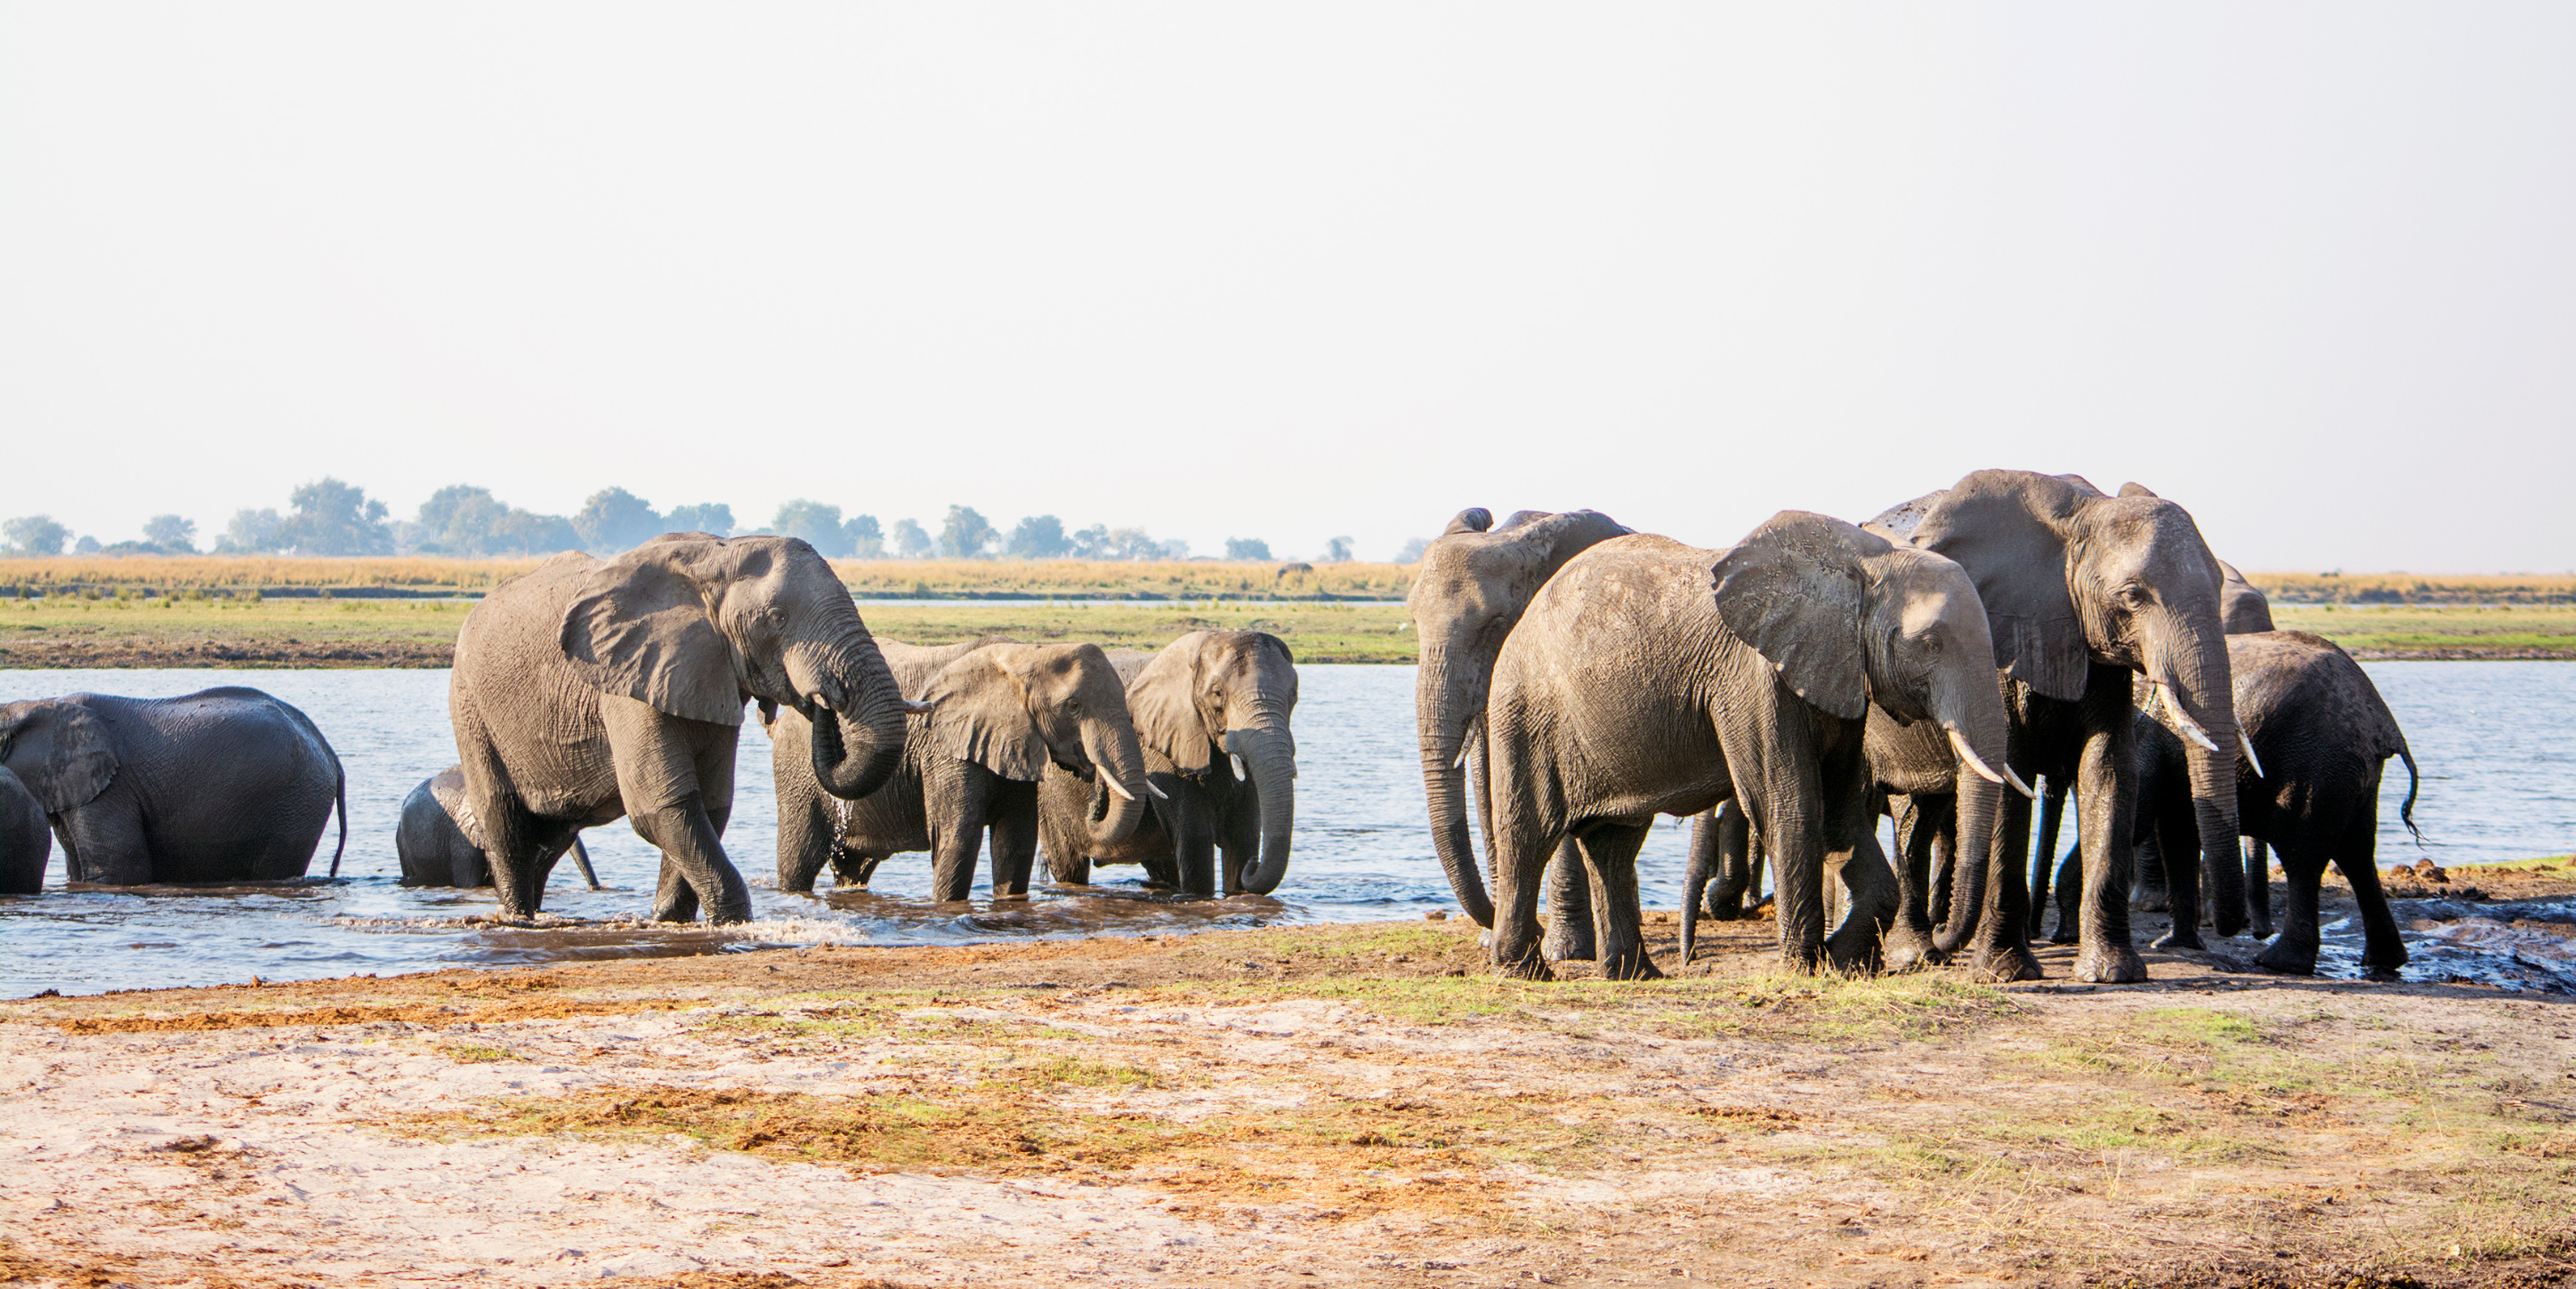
[{"left": 2249, "top": 570, "right": 2576, "bottom": 605}]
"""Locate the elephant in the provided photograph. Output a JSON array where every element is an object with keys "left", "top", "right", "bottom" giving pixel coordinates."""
[
  {"left": 2031, "top": 550, "right": 2279, "bottom": 941},
  {"left": 2136, "top": 630, "right": 2419, "bottom": 976},
  {"left": 1866, "top": 472, "right": 2249, "bottom": 984},
  {"left": 449, "top": 535, "right": 911, "bottom": 924},
  {"left": 771, "top": 639, "right": 1153, "bottom": 902},
  {"left": 0, "top": 767, "right": 50, "bottom": 895},
  {"left": 1480, "top": 513, "right": 2017, "bottom": 980},
  {"left": 396, "top": 766, "right": 599, "bottom": 890},
  {"left": 1038, "top": 630, "right": 1299, "bottom": 897},
  {"left": 0, "top": 687, "right": 346, "bottom": 886},
  {"left": 1408, "top": 506, "right": 1630, "bottom": 937}
]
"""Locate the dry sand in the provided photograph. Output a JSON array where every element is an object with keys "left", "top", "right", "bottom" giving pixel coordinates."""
[{"left": 3, "top": 874, "right": 2572, "bottom": 1289}]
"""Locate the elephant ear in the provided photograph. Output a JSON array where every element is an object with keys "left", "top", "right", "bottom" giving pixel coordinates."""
[
  {"left": 558, "top": 543, "right": 745, "bottom": 727},
  {"left": 1908, "top": 470, "right": 2091, "bottom": 703},
  {"left": 1710, "top": 512, "right": 1875, "bottom": 721},
  {"left": 1442, "top": 508, "right": 1495, "bottom": 536},
  {"left": 0, "top": 700, "right": 118, "bottom": 813},
  {"left": 922, "top": 651, "right": 1050, "bottom": 782},
  {"left": 2118, "top": 481, "right": 2159, "bottom": 498},
  {"left": 1126, "top": 640, "right": 1216, "bottom": 775}
]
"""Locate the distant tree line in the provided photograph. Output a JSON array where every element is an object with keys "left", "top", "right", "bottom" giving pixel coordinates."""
[{"left": 3, "top": 481, "right": 1377, "bottom": 562}]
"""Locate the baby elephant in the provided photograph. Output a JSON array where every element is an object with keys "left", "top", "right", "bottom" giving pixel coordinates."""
[
  {"left": 2135, "top": 630, "right": 2419, "bottom": 976},
  {"left": 1038, "top": 630, "right": 1299, "bottom": 897},
  {"left": 397, "top": 766, "right": 598, "bottom": 890},
  {"left": 0, "top": 687, "right": 344, "bottom": 886}
]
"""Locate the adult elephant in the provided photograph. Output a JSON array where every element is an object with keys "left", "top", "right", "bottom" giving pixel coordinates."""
[
  {"left": 450, "top": 535, "right": 910, "bottom": 924},
  {"left": 1482, "top": 514, "right": 2017, "bottom": 980},
  {"left": 2136, "top": 630, "right": 2418, "bottom": 975},
  {"left": 396, "top": 766, "right": 599, "bottom": 890},
  {"left": 1038, "top": 630, "right": 1299, "bottom": 897},
  {"left": 772, "top": 640, "right": 1151, "bottom": 901},
  {"left": 1409, "top": 506, "right": 1630, "bottom": 932},
  {"left": 0, "top": 767, "right": 51, "bottom": 895},
  {"left": 0, "top": 688, "right": 346, "bottom": 886},
  {"left": 1868, "top": 471, "right": 2249, "bottom": 983}
]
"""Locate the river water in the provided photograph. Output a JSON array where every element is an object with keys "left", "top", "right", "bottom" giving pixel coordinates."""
[{"left": 1, "top": 662, "right": 2569, "bottom": 996}]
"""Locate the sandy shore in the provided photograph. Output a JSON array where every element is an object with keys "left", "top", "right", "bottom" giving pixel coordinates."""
[{"left": 4, "top": 872, "right": 2573, "bottom": 1289}]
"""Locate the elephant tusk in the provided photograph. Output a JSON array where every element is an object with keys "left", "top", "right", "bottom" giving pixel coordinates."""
[
  {"left": 1101, "top": 776, "right": 1138, "bottom": 803},
  {"left": 1949, "top": 728, "right": 2033, "bottom": 799},
  {"left": 2239, "top": 730, "right": 2265, "bottom": 778},
  {"left": 1145, "top": 779, "right": 1169, "bottom": 801},
  {"left": 808, "top": 692, "right": 834, "bottom": 713},
  {"left": 2152, "top": 681, "right": 2224, "bottom": 754},
  {"left": 1452, "top": 745, "right": 1471, "bottom": 771},
  {"left": 1230, "top": 753, "right": 1248, "bottom": 783},
  {"left": 900, "top": 697, "right": 936, "bottom": 716}
]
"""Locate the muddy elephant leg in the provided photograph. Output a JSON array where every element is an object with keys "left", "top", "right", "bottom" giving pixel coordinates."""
[
  {"left": 2149, "top": 776, "right": 2207, "bottom": 951},
  {"left": 1168, "top": 785, "right": 1217, "bottom": 898},
  {"left": 1216, "top": 779, "right": 1261, "bottom": 897},
  {"left": 1575, "top": 822, "right": 1661, "bottom": 981},
  {"left": 2025, "top": 776, "right": 2065, "bottom": 939},
  {"left": 55, "top": 800, "right": 152, "bottom": 886},
  {"left": 2255, "top": 849, "right": 2327, "bottom": 974},
  {"left": 2072, "top": 678, "right": 2146, "bottom": 984},
  {"left": 1543, "top": 837, "right": 1597, "bottom": 963},
  {"left": 1884, "top": 794, "right": 1946, "bottom": 971},
  {"left": 927, "top": 763, "right": 992, "bottom": 904},
  {"left": 2336, "top": 818, "right": 2407, "bottom": 976},
  {"left": 1967, "top": 757, "right": 2042, "bottom": 983},
  {"left": 988, "top": 782, "right": 1039, "bottom": 900},
  {"left": 2242, "top": 837, "right": 2273, "bottom": 939}
]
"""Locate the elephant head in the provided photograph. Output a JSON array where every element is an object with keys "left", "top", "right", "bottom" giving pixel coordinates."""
[
  {"left": 922, "top": 642, "right": 1153, "bottom": 844},
  {"left": 1711, "top": 512, "right": 2026, "bottom": 957},
  {"left": 0, "top": 698, "right": 119, "bottom": 817},
  {"left": 1872, "top": 470, "right": 2248, "bottom": 937},
  {"left": 2217, "top": 560, "right": 2275, "bottom": 634},
  {"left": 0, "top": 765, "right": 52, "bottom": 895},
  {"left": 1409, "top": 506, "right": 1630, "bottom": 925},
  {"left": 558, "top": 535, "right": 909, "bottom": 802},
  {"left": 1126, "top": 630, "right": 1300, "bottom": 894}
]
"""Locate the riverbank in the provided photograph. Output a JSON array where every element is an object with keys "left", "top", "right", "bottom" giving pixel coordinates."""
[
  {"left": 3, "top": 863, "right": 2572, "bottom": 1288},
  {"left": 5, "top": 598, "right": 2574, "bottom": 668}
]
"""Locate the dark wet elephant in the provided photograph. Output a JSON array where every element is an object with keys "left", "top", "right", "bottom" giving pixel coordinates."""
[
  {"left": 0, "top": 767, "right": 50, "bottom": 895},
  {"left": 448, "top": 535, "right": 912, "bottom": 924},
  {"left": 0, "top": 688, "right": 345, "bottom": 887},
  {"left": 1867, "top": 472, "right": 2248, "bottom": 983},
  {"left": 397, "top": 766, "right": 599, "bottom": 890},
  {"left": 2136, "top": 631, "right": 2418, "bottom": 975},
  {"left": 1038, "top": 630, "right": 1299, "bottom": 898},
  {"left": 771, "top": 640, "right": 1152, "bottom": 902}
]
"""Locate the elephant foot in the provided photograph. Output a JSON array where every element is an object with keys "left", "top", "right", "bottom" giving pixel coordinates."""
[
  {"left": 1881, "top": 930, "right": 1942, "bottom": 974},
  {"left": 2049, "top": 924, "right": 2082, "bottom": 946},
  {"left": 2211, "top": 912, "right": 2248, "bottom": 939},
  {"left": 2072, "top": 943, "right": 2149, "bottom": 984},
  {"left": 1543, "top": 924, "right": 1597, "bottom": 963},
  {"left": 2246, "top": 917, "right": 2274, "bottom": 940},
  {"left": 1969, "top": 944, "right": 2045, "bottom": 983},
  {"left": 1824, "top": 935, "right": 1884, "bottom": 978},
  {"left": 1601, "top": 952, "right": 1665, "bottom": 982},
  {"left": 2152, "top": 927, "right": 2207, "bottom": 952},
  {"left": 1493, "top": 954, "right": 1556, "bottom": 983},
  {"left": 2254, "top": 939, "right": 2319, "bottom": 975}
]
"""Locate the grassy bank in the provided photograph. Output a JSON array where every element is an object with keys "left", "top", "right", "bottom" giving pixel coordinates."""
[
  {"left": 2272, "top": 604, "right": 2576, "bottom": 658},
  {"left": 2251, "top": 571, "right": 2576, "bottom": 606}
]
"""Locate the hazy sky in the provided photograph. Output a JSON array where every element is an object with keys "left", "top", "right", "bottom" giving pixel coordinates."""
[{"left": 4, "top": 4, "right": 2570, "bottom": 570}]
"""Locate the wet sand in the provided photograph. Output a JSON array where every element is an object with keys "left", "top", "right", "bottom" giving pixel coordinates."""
[{"left": 4, "top": 868, "right": 2573, "bottom": 1289}]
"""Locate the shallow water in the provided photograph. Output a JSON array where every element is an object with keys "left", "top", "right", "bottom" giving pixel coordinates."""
[{"left": 0, "top": 661, "right": 2568, "bottom": 995}]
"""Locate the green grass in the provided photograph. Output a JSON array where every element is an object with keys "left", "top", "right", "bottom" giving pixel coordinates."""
[
  {"left": 2273, "top": 604, "right": 2576, "bottom": 656},
  {"left": 443, "top": 1043, "right": 513, "bottom": 1063}
]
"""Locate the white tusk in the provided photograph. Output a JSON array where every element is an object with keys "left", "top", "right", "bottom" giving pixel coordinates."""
[
  {"left": 808, "top": 692, "right": 833, "bottom": 713},
  {"left": 1452, "top": 745, "right": 1471, "bottom": 770},
  {"left": 1230, "top": 753, "right": 1248, "bottom": 782},
  {"left": 1145, "top": 779, "right": 1169, "bottom": 800},
  {"left": 2239, "top": 730, "right": 2265, "bottom": 779},
  {"left": 1949, "top": 728, "right": 2033, "bottom": 798},
  {"left": 900, "top": 697, "right": 935, "bottom": 715},
  {"left": 2152, "top": 681, "right": 2224, "bottom": 754},
  {"left": 2003, "top": 765, "right": 2038, "bottom": 801},
  {"left": 1101, "top": 777, "right": 1136, "bottom": 802}
]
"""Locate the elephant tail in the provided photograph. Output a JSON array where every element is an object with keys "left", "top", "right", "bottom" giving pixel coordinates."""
[
  {"left": 2394, "top": 740, "right": 2422, "bottom": 849},
  {"left": 328, "top": 761, "right": 349, "bottom": 879}
]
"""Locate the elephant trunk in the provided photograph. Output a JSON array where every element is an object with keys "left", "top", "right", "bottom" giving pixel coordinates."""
[
  {"left": 2154, "top": 628, "right": 2245, "bottom": 937},
  {"left": 1416, "top": 649, "right": 1496, "bottom": 927},
  {"left": 1225, "top": 726, "right": 1296, "bottom": 895},
  {"left": 1083, "top": 719, "right": 1152, "bottom": 848},
  {"left": 1933, "top": 678, "right": 2015, "bottom": 955},
  {"left": 793, "top": 632, "right": 908, "bottom": 801}
]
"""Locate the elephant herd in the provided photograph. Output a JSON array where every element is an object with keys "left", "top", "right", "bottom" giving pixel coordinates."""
[
  {"left": 0, "top": 535, "right": 1298, "bottom": 920},
  {"left": 0, "top": 490, "right": 2422, "bottom": 987},
  {"left": 1410, "top": 469, "right": 2419, "bottom": 984}
]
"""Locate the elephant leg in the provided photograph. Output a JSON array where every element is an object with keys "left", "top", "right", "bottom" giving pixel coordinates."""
[
  {"left": 56, "top": 802, "right": 151, "bottom": 886},
  {"left": 1705, "top": 802, "right": 1752, "bottom": 920},
  {"left": 2336, "top": 817, "right": 2407, "bottom": 975},
  {"left": 1216, "top": 785, "right": 1261, "bottom": 897},
  {"left": 1542, "top": 837, "right": 1597, "bottom": 963},
  {"left": 2053, "top": 845, "right": 2083, "bottom": 944},
  {"left": 1172, "top": 790, "right": 1218, "bottom": 898},
  {"left": 1575, "top": 822, "right": 1660, "bottom": 981},
  {"left": 832, "top": 849, "right": 888, "bottom": 888},
  {"left": 2256, "top": 850, "right": 2328, "bottom": 974},
  {"left": 2071, "top": 681, "right": 2147, "bottom": 984},
  {"left": 603, "top": 701, "right": 748, "bottom": 925},
  {"left": 926, "top": 764, "right": 992, "bottom": 904},
  {"left": 2243, "top": 837, "right": 2274, "bottom": 939},
  {"left": 988, "top": 784, "right": 1039, "bottom": 900},
  {"left": 1885, "top": 794, "right": 1945, "bottom": 971},
  {"left": 1482, "top": 743, "right": 1555, "bottom": 983},
  {"left": 1679, "top": 810, "right": 1719, "bottom": 964},
  {"left": 2149, "top": 777, "right": 2208, "bottom": 952},
  {"left": 2025, "top": 777, "right": 2066, "bottom": 939},
  {"left": 1970, "top": 761, "right": 2043, "bottom": 983},
  {"left": 774, "top": 725, "right": 834, "bottom": 895}
]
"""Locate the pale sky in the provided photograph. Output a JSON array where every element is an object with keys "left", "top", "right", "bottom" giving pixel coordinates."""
[{"left": 4, "top": 4, "right": 2570, "bottom": 570}]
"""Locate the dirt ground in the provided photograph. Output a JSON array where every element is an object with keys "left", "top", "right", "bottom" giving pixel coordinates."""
[{"left": 3, "top": 871, "right": 2572, "bottom": 1289}]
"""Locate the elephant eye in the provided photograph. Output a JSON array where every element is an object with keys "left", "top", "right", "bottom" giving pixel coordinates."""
[
  {"left": 2118, "top": 584, "right": 2150, "bottom": 608},
  {"left": 1064, "top": 698, "right": 1083, "bottom": 716}
]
